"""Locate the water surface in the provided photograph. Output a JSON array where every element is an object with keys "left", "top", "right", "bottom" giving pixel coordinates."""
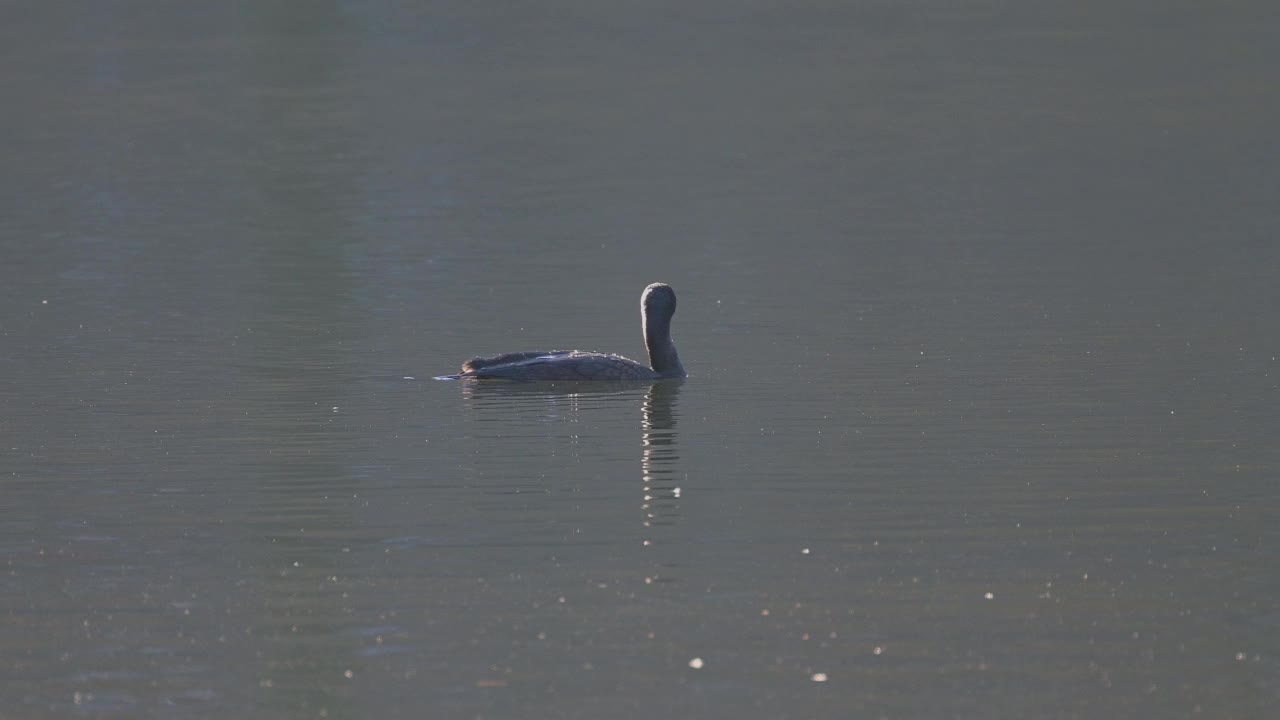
[{"left": 2, "top": 1, "right": 1278, "bottom": 718}]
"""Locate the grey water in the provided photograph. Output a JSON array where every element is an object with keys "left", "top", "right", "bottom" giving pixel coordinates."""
[{"left": 3, "top": 1, "right": 1278, "bottom": 718}]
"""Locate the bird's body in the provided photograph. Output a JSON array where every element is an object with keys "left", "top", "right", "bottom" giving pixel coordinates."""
[
  {"left": 439, "top": 283, "right": 686, "bottom": 382},
  {"left": 460, "top": 350, "right": 660, "bottom": 381}
]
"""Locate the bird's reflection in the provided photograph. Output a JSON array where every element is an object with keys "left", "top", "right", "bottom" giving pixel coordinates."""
[
  {"left": 640, "top": 380, "right": 683, "bottom": 537},
  {"left": 454, "top": 379, "right": 685, "bottom": 552}
]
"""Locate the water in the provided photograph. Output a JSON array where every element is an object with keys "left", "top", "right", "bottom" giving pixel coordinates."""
[{"left": 3, "top": 1, "right": 1278, "bottom": 717}]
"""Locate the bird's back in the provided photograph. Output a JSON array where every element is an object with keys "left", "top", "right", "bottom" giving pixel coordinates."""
[
  {"left": 459, "top": 350, "right": 656, "bottom": 381},
  {"left": 461, "top": 350, "right": 571, "bottom": 373}
]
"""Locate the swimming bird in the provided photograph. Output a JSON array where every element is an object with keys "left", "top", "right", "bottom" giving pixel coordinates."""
[{"left": 439, "top": 283, "right": 686, "bottom": 381}]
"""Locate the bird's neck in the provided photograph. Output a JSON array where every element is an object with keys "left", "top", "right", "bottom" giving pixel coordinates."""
[{"left": 644, "top": 316, "right": 685, "bottom": 378}]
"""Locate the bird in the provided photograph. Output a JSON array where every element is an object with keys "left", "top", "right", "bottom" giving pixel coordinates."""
[{"left": 438, "top": 283, "right": 686, "bottom": 381}]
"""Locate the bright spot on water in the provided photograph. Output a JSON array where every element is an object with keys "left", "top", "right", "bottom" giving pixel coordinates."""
[
  {"left": 984, "top": 592, "right": 995, "bottom": 599},
  {"left": 688, "top": 657, "right": 704, "bottom": 669},
  {"left": 811, "top": 672, "right": 829, "bottom": 682}
]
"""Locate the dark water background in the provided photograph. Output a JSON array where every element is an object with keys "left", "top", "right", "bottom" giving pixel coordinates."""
[{"left": 2, "top": 2, "right": 1278, "bottom": 718}]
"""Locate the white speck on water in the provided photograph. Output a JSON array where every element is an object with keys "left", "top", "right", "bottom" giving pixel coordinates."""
[
  {"left": 811, "top": 672, "right": 829, "bottom": 682},
  {"left": 984, "top": 592, "right": 995, "bottom": 599},
  {"left": 403, "top": 376, "right": 415, "bottom": 380},
  {"left": 801, "top": 548, "right": 811, "bottom": 555},
  {"left": 688, "top": 657, "right": 704, "bottom": 669}
]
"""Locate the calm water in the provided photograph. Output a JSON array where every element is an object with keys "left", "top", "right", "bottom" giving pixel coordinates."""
[{"left": 3, "top": 1, "right": 1279, "bottom": 718}]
